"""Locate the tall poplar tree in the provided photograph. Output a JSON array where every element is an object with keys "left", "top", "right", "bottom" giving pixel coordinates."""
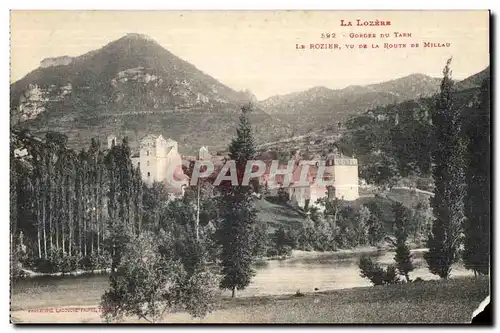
[
  {"left": 463, "top": 76, "right": 491, "bottom": 275},
  {"left": 217, "top": 104, "right": 258, "bottom": 298},
  {"left": 392, "top": 202, "right": 414, "bottom": 282},
  {"left": 66, "top": 150, "right": 77, "bottom": 257},
  {"left": 424, "top": 58, "right": 466, "bottom": 279}
]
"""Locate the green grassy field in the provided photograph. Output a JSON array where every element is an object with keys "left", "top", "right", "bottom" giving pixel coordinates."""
[
  {"left": 256, "top": 187, "right": 431, "bottom": 230},
  {"left": 212, "top": 276, "right": 488, "bottom": 324},
  {"left": 11, "top": 276, "right": 489, "bottom": 323},
  {"left": 255, "top": 198, "right": 307, "bottom": 232}
]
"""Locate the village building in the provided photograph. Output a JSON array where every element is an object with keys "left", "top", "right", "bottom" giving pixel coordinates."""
[
  {"left": 258, "top": 148, "right": 359, "bottom": 209},
  {"left": 109, "top": 134, "right": 189, "bottom": 195},
  {"left": 199, "top": 146, "right": 211, "bottom": 160},
  {"left": 105, "top": 135, "right": 359, "bottom": 206}
]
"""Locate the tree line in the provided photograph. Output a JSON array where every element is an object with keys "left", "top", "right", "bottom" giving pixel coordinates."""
[
  {"left": 425, "top": 59, "right": 490, "bottom": 278},
  {"left": 340, "top": 68, "right": 488, "bottom": 190},
  {"left": 356, "top": 59, "right": 490, "bottom": 283},
  {"left": 11, "top": 130, "right": 144, "bottom": 272},
  {"left": 11, "top": 105, "right": 265, "bottom": 322}
]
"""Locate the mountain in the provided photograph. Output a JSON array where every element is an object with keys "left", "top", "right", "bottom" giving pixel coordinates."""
[
  {"left": 255, "top": 68, "right": 490, "bottom": 160},
  {"left": 260, "top": 74, "right": 443, "bottom": 135},
  {"left": 455, "top": 66, "right": 490, "bottom": 91},
  {"left": 10, "top": 33, "right": 291, "bottom": 153}
]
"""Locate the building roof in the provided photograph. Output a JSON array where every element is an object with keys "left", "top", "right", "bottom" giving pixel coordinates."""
[
  {"left": 140, "top": 134, "right": 178, "bottom": 146},
  {"left": 141, "top": 134, "right": 159, "bottom": 142}
]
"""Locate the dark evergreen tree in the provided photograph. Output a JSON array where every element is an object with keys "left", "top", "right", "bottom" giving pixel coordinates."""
[
  {"left": 251, "top": 219, "right": 269, "bottom": 258},
  {"left": 463, "top": 77, "right": 491, "bottom": 275},
  {"left": 217, "top": 104, "right": 258, "bottom": 298},
  {"left": 424, "top": 58, "right": 466, "bottom": 279},
  {"left": 366, "top": 214, "right": 383, "bottom": 246},
  {"left": 274, "top": 225, "right": 289, "bottom": 256},
  {"left": 392, "top": 202, "right": 414, "bottom": 282}
]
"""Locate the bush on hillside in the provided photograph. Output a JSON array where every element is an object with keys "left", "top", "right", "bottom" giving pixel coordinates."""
[{"left": 359, "top": 256, "right": 400, "bottom": 286}]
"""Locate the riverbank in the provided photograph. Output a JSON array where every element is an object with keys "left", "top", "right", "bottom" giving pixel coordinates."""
[
  {"left": 11, "top": 276, "right": 489, "bottom": 323},
  {"left": 13, "top": 246, "right": 472, "bottom": 314},
  {"left": 290, "top": 246, "right": 428, "bottom": 258},
  {"left": 17, "top": 246, "right": 409, "bottom": 278},
  {"left": 20, "top": 268, "right": 110, "bottom": 278}
]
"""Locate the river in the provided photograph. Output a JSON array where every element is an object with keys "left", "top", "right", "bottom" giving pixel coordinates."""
[{"left": 11, "top": 248, "right": 473, "bottom": 310}]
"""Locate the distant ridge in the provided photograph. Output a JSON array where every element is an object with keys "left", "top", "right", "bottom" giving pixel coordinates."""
[
  {"left": 259, "top": 69, "right": 489, "bottom": 135},
  {"left": 259, "top": 73, "right": 442, "bottom": 134},
  {"left": 10, "top": 34, "right": 291, "bottom": 154},
  {"left": 10, "top": 33, "right": 489, "bottom": 153}
]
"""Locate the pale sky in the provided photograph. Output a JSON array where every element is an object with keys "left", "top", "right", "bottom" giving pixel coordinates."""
[{"left": 10, "top": 10, "right": 490, "bottom": 100}]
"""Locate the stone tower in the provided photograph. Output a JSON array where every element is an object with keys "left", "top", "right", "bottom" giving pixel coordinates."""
[
  {"left": 324, "top": 149, "right": 359, "bottom": 201},
  {"left": 324, "top": 150, "right": 337, "bottom": 200},
  {"left": 138, "top": 134, "right": 183, "bottom": 187},
  {"left": 107, "top": 134, "right": 117, "bottom": 149},
  {"left": 139, "top": 134, "right": 164, "bottom": 184},
  {"left": 199, "top": 146, "right": 211, "bottom": 160}
]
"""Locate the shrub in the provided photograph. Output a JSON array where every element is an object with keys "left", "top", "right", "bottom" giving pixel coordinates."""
[
  {"left": 49, "top": 248, "right": 64, "bottom": 272},
  {"left": 60, "top": 254, "right": 74, "bottom": 274},
  {"left": 277, "top": 187, "right": 289, "bottom": 203},
  {"left": 359, "top": 256, "right": 400, "bottom": 286},
  {"left": 101, "top": 232, "right": 218, "bottom": 323},
  {"left": 266, "top": 248, "right": 278, "bottom": 257},
  {"left": 71, "top": 253, "right": 83, "bottom": 271},
  {"left": 10, "top": 246, "right": 25, "bottom": 281},
  {"left": 98, "top": 252, "right": 112, "bottom": 270},
  {"left": 280, "top": 245, "right": 293, "bottom": 257},
  {"left": 294, "top": 289, "right": 305, "bottom": 297},
  {"left": 175, "top": 266, "right": 220, "bottom": 318},
  {"left": 80, "top": 255, "right": 94, "bottom": 271},
  {"left": 20, "top": 255, "right": 37, "bottom": 270},
  {"left": 383, "top": 264, "right": 400, "bottom": 284},
  {"left": 35, "top": 258, "right": 56, "bottom": 273},
  {"left": 34, "top": 248, "right": 65, "bottom": 273},
  {"left": 359, "top": 256, "right": 386, "bottom": 285}
]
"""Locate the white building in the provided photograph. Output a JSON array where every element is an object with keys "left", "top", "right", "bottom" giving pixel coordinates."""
[
  {"left": 325, "top": 154, "right": 359, "bottom": 201},
  {"left": 285, "top": 152, "right": 360, "bottom": 209},
  {"left": 199, "top": 146, "right": 211, "bottom": 160},
  {"left": 127, "top": 134, "right": 188, "bottom": 191}
]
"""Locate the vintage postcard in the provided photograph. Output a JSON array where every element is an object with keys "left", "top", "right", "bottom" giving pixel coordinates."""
[{"left": 9, "top": 10, "right": 491, "bottom": 324}]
